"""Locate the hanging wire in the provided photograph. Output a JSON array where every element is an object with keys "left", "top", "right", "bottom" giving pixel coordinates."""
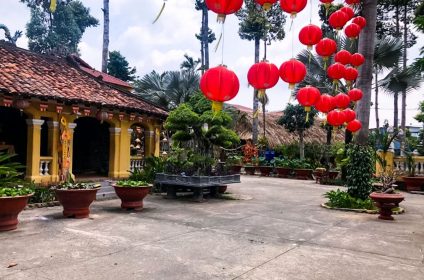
[
  {"left": 152, "top": 0, "right": 167, "bottom": 24},
  {"left": 221, "top": 23, "right": 225, "bottom": 65}
]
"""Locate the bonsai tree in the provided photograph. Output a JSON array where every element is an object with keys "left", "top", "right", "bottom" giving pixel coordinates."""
[{"left": 278, "top": 104, "right": 318, "bottom": 160}]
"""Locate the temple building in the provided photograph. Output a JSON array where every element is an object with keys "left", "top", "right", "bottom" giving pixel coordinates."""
[{"left": 0, "top": 41, "right": 168, "bottom": 184}]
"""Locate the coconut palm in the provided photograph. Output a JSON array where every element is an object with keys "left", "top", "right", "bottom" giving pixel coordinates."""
[
  {"left": 373, "top": 36, "right": 403, "bottom": 129},
  {"left": 134, "top": 70, "right": 200, "bottom": 110},
  {"left": 180, "top": 54, "right": 201, "bottom": 72}
]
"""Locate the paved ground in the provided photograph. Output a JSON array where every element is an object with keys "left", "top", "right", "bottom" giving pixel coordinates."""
[{"left": 1, "top": 176, "right": 423, "bottom": 280}]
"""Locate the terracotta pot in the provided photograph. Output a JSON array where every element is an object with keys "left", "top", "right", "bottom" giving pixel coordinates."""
[
  {"left": 55, "top": 189, "right": 99, "bottom": 218},
  {"left": 293, "top": 169, "right": 313, "bottom": 180},
  {"left": 402, "top": 176, "right": 424, "bottom": 192},
  {"left": 113, "top": 185, "right": 151, "bottom": 210},
  {"left": 244, "top": 166, "right": 256, "bottom": 175},
  {"left": 313, "top": 170, "right": 324, "bottom": 183},
  {"left": 258, "top": 166, "right": 272, "bottom": 177},
  {"left": 218, "top": 185, "right": 227, "bottom": 194},
  {"left": 369, "top": 192, "right": 405, "bottom": 220},
  {"left": 329, "top": 171, "right": 339, "bottom": 179},
  {"left": 230, "top": 165, "right": 242, "bottom": 174},
  {"left": 0, "top": 194, "right": 32, "bottom": 231},
  {"left": 275, "top": 167, "right": 292, "bottom": 178}
]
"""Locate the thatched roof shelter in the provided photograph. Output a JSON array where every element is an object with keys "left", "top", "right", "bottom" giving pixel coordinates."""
[{"left": 227, "top": 104, "right": 344, "bottom": 147}]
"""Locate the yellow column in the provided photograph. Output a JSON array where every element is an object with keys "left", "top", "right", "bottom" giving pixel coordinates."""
[
  {"left": 25, "top": 119, "right": 44, "bottom": 183},
  {"left": 117, "top": 122, "right": 132, "bottom": 178},
  {"left": 68, "top": 122, "right": 77, "bottom": 179},
  {"left": 47, "top": 121, "right": 59, "bottom": 183},
  {"left": 108, "top": 127, "right": 121, "bottom": 178},
  {"left": 154, "top": 125, "right": 161, "bottom": 157},
  {"left": 144, "top": 130, "right": 155, "bottom": 158}
]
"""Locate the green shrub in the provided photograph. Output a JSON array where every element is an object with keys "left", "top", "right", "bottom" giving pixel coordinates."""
[
  {"left": 289, "top": 159, "right": 312, "bottom": 169},
  {"left": 29, "top": 187, "right": 55, "bottom": 203},
  {"left": 324, "top": 189, "right": 375, "bottom": 210},
  {"left": 345, "top": 144, "right": 375, "bottom": 200},
  {"left": 273, "top": 157, "right": 291, "bottom": 168},
  {"left": 0, "top": 153, "right": 34, "bottom": 197}
]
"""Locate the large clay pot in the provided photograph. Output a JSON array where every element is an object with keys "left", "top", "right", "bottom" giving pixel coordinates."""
[
  {"left": 244, "top": 166, "right": 256, "bottom": 175},
  {"left": 329, "top": 171, "right": 339, "bottom": 179},
  {"left": 55, "top": 189, "right": 99, "bottom": 218},
  {"left": 258, "top": 166, "right": 272, "bottom": 176},
  {"left": 402, "top": 176, "right": 424, "bottom": 192},
  {"left": 275, "top": 167, "right": 292, "bottom": 178},
  {"left": 0, "top": 194, "right": 32, "bottom": 231},
  {"left": 230, "top": 165, "right": 242, "bottom": 174},
  {"left": 293, "top": 169, "right": 313, "bottom": 180},
  {"left": 113, "top": 185, "right": 151, "bottom": 210},
  {"left": 369, "top": 192, "right": 405, "bottom": 220}
]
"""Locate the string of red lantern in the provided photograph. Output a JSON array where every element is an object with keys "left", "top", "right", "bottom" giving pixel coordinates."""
[
  {"left": 205, "top": 0, "right": 243, "bottom": 23},
  {"left": 256, "top": 0, "right": 278, "bottom": 11}
]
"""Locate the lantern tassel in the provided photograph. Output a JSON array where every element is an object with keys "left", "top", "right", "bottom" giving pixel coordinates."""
[
  {"left": 214, "top": 32, "right": 223, "bottom": 53},
  {"left": 305, "top": 107, "right": 311, "bottom": 122},
  {"left": 152, "top": 1, "right": 166, "bottom": 24},
  {"left": 217, "top": 14, "right": 226, "bottom": 23},
  {"left": 49, "top": 0, "right": 57, "bottom": 13},
  {"left": 212, "top": 101, "right": 223, "bottom": 112},
  {"left": 263, "top": 3, "right": 272, "bottom": 11}
]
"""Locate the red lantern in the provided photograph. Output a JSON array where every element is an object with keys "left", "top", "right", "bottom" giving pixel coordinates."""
[
  {"left": 348, "top": 88, "right": 363, "bottom": 102},
  {"left": 280, "top": 0, "right": 307, "bottom": 18},
  {"left": 200, "top": 65, "right": 240, "bottom": 111},
  {"left": 299, "top": 24, "right": 323, "bottom": 50},
  {"left": 205, "top": 0, "right": 244, "bottom": 22},
  {"left": 315, "top": 94, "right": 335, "bottom": 114},
  {"left": 340, "top": 6, "right": 354, "bottom": 20},
  {"left": 334, "top": 93, "right": 351, "bottom": 109},
  {"left": 247, "top": 60, "right": 279, "bottom": 99},
  {"left": 346, "top": 119, "right": 362, "bottom": 132},
  {"left": 256, "top": 0, "right": 277, "bottom": 10},
  {"left": 345, "top": 0, "right": 360, "bottom": 6},
  {"left": 327, "top": 63, "right": 346, "bottom": 82},
  {"left": 296, "top": 86, "right": 321, "bottom": 119},
  {"left": 279, "top": 59, "right": 307, "bottom": 89},
  {"left": 344, "top": 66, "right": 358, "bottom": 85},
  {"left": 344, "top": 23, "right": 361, "bottom": 39},
  {"left": 352, "top": 16, "right": 366, "bottom": 29},
  {"left": 335, "top": 50, "right": 352, "bottom": 65},
  {"left": 315, "top": 38, "right": 337, "bottom": 65},
  {"left": 329, "top": 10, "right": 349, "bottom": 30},
  {"left": 15, "top": 99, "right": 30, "bottom": 110},
  {"left": 343, "top": 108, "right": 356, "bottom": 123},
  {"left": 96, "top": 111, "right": 108, "bottom": 123},
  {"left": 351, "top": 53, "right": 365, "bottom": 68},
  {"left": 327, "top": 110, "right": 346, "bottom": 126}
]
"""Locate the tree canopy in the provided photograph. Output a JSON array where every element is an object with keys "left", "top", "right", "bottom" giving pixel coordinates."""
[
  {"left": 107, "top": 50, "right": 137, "bottom": 82},
  {"left": 22, "top": 0, "right": 98, "bottom": 56}
]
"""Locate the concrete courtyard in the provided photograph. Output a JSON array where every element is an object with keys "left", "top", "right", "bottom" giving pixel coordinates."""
[{"left": 1, "top": 176, "right": 423, "bottom": 280}]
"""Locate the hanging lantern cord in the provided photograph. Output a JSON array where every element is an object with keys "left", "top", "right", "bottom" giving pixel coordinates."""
[{"left": 221, "top": 23, "right": 225, "bottom": 65}]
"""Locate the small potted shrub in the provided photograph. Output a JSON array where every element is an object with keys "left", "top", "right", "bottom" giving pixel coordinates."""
[
  {"left": 52, "top": 178, "right": 100, "bottom": 219},
  {"left": 313, "top": 167, "right": 326, "bottom": 183},
  {"left": 291, "top": 159, "right": 313, "bottom": 180},
  {"left": 274, "top": 158, "right": 292, "bottom": 178},
  {"left": 113, "top": 169, "right": 152, "bottom": 210},
  {"left": 0, "top": 153, "right": 34, "bottom": 231},
  {"left": 402, "top": 151, "right": 424, "bottom": 192},
  {"left": 370, "top": 170, "right": 404, "bottom": 220},
  {"left": 226, "top": 155, "right": 243, "bottom": 174},
  {"left": 244, "top": 156, "right": 258, "bottom": 175},
  {"left": 258, "top": 156, "right": 272, "bottom": 176}
]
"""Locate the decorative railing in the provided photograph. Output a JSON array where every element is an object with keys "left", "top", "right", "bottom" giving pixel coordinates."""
[
  {"left": 39, "top": 156, "right": 53, "bottom": 176},
  {"left": 393, "top": 156, "right": 424, "bottom": 175},
  {"left": 130, "top": 156, "right": 144, "bottom": 172}
]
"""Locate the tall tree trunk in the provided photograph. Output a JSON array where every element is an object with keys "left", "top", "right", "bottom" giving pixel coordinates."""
[
  {"left": 200, "top": 8, "right": 205, "bottom": 74},
  {"left": 101, "top": 0, "right": 109, "bottom": 73},
  {"left": 394, "top": 92, "right": 399, "bottom": 128},
  {"left": 299, "top": 130, "right": 305, "bottom": 160},
  {"left": 252, "top": 37, "right": 260, "bottom": 144},
  {"left": 374, "top": 69, "right": 380, "bottom": 129},
  {"left": 401, "top": 2, "right": 408, "bottom": 131},
  {"left": 203, "top": 4, "right": 210, "bottom": 71},
  {"left": 355, "top": 0, "right": 377, "bottom": 145}
]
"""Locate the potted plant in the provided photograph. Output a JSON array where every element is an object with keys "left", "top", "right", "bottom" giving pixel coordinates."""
[
  {"left": 0, "top": 153, "right": 34, "bottom": 231},
  {"left": 52, "top": 178, "right": 100, "bottom": 219},
  {"left": 274, "top": 158, "right": 292, "bottom": 178},
  {"left": 226, "top": 155, "right": 243, "bottom": 174},
  {"left": 402, "top": 150, "right": 424, "bottom": 192},
  {"left": 244, "top": 156, "right": 258, "bottom": 175},
  {"left": 370, "top": 170, "right": 404, "bottom": 220},
  {"left": 113, "top": 180, "right": 151, "bottom": 210},
  {"left": 258, "top": 156, "right": 272, "bottom": 176},
  {"left": 313, "top": 167, "right": 326, "bottom": 183},
  {"left": 291, "top": 159, "right": 313, "bottom": 180}
]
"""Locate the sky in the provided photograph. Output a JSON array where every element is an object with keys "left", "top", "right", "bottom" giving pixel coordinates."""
[{"left": 1, "top": 0, "right": 423, "bottom": 128}]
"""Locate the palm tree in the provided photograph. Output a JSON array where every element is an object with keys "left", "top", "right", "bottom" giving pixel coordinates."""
[
  {"left": 134, "top": 70, "right": 200, "bottom": 110},
  {"left": 180, "top": 54, "right": 201, "bottom": 72},
  {"left": 101, "top": 0, "right": 109, "bottom": 73},
  {"left": 355, "top": 0, "right": 377, "bottom": 145},
  {"left": 373, "top": 37, "right": 403, "bottom": 129}
]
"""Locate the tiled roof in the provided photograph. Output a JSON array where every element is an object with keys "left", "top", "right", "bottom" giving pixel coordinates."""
[{"left": 0, "top": 42, "right": 167, "bottom": 117}]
